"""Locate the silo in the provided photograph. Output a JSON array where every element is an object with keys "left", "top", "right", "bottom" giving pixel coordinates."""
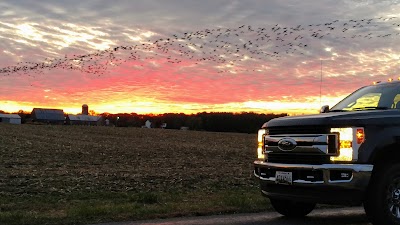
[{"left": 82, "top": 104, "right": 89, "bottom": 115}]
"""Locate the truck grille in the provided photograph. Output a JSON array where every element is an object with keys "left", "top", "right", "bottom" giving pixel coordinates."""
[
  {"left": 267, "top": 153, "right": 331, "bottom": 164},
  {"left": 268, "top": 126, "right": 330, "bottom": 135},
  {"left": 265, "top": 125, "right": 333, "bottom": 164}
]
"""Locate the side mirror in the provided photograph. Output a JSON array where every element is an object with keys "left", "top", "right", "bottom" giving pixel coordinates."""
[{"left": 320, "top": 105, "right": 330, "bottom": 113}]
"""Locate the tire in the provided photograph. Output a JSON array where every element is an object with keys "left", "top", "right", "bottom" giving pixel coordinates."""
[
  {"left": 270, "top": 198, "right": 315, "bottom": 217},
  {"left": 364, "top": 163, "right": 400, "bottom": 225}
]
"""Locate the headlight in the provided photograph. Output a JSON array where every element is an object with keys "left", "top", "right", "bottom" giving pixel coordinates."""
[
  {"left": 257, "top": 129, "right": 267, "bottom": 159},
  {"left": 330, "top": 127, "right": 365, "bottom": 162}
]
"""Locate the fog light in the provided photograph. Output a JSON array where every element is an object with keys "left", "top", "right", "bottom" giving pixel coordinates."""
[{"left": 330, "top": 170, "right": 352, "bottom": 181}]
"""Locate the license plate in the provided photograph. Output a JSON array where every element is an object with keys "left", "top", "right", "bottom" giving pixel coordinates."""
[{"left": 275, "top": 171, "right": 292, "bottom": 185}]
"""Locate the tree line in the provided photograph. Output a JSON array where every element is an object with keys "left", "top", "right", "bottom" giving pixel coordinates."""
[
  {"left": 2, "top": 110, "right": 287, "bottom": 134},
  {"left": 106, "top": 112, "right": 287, "bottom": 133}
]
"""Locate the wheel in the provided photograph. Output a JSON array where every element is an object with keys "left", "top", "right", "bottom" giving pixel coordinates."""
[
  {"left": 270, "top": 198, "right": 315, "bottom": 217},
  {"left": 364, "top": 163, "right": 400, "bottom": 225}
]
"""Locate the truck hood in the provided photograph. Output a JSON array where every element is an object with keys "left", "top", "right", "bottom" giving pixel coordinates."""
[{"left": 267, "top": 110, "right": 400, "bottom": 127}]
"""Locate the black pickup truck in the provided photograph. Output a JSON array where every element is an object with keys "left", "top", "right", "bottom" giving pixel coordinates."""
[{"left": 254, "top": 80, "right": 400, "bottom": 225}]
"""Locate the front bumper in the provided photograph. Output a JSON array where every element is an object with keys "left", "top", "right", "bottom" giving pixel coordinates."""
[{"left": 254, "top": 160, "right": 373, "bottom": 205}]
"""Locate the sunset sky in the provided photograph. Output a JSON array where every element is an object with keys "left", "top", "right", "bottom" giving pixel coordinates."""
[{"left": 1, "top": 1, "right": 400, "bottom": 115}]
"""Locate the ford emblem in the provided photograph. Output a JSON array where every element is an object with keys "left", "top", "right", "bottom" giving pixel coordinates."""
[{"left": 277, "top": 138, "right": 297, "bottom": 151}]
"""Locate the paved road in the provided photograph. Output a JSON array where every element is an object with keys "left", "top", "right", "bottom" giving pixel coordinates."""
[{"left": 94, "top": 207, "right": 371, "bottom": 225}]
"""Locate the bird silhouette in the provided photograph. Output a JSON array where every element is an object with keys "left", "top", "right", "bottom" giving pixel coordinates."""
[{"left": 0, "top": 16, "right": 399, "bottom": 75}]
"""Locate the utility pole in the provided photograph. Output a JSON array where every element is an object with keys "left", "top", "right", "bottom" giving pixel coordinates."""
[{"left": 320, "top": 59, "right": 322, "bottom": 107}]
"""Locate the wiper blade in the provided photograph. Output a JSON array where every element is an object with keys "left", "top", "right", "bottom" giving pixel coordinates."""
[
  {"left": 329, "top": 109, "right": 348, "bottom": 112},
  {"left": 352, "top": 106, "right": 389, "bottom": 111}
]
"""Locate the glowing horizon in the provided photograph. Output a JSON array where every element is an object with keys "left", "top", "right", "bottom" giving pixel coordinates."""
[{"left": 0, "top": 94, "right": 346, "bottom": 116}]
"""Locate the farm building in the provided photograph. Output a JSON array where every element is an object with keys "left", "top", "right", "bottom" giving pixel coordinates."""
[
  {"left": 0, "top": 114, "right": 21, "bottom": 124},
  {"left": 31, "top": 108, "right": 65, "bottom": 125},
  {"left": 66, "top": 114, "right": 101, "bottom": 126}
]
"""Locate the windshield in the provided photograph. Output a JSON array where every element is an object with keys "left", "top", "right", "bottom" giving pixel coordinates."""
[{"left": 330, "top": 83, "right": 400, "bottom": 111}]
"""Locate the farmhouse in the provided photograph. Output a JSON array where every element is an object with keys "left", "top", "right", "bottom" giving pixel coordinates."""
[
  {"left": 0, "top": 113, "right": 21, "bottom": 124},
  {"left": 66, "top": 114, "right": 101, "bottom": 126},
  {"left": 31, "top": 108, "right": 65, "bottom": 124}
]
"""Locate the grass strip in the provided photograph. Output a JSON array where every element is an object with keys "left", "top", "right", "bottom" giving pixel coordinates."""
[{"left": 0, "top": 188, "right": 270, "bottom": 225}]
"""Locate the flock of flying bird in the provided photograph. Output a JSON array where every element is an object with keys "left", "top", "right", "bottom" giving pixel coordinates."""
[{"left": 1, "top": 16, "right": 400, "bottom": 76}]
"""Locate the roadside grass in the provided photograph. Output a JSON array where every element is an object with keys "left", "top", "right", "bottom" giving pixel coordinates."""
[{"left": 0, "top": 189, "right": 270, "bottom": 225}]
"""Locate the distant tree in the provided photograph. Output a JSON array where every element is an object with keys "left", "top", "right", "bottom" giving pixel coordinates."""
[
  {"left": 196, "top": 112, "right": 287, "bottom": 133},
  {"left": 17, "top": 110, "right": 29, "bottom": 123},
  {"left": 101, "top": 112, "right": 110, "bottom": 117},
  {"left": 185, "top": 116, "right": 203, "bottom": 130}
]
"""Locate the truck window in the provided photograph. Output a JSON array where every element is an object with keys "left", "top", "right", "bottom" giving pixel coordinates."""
[
  {"left": 343, "top": 93, "right": 381, "bottom": 111},
  {"left": 331, "top": 83, "right": 399, "bottom": 111},
  {"left": 394, "top": 94, "right": 400, "bottom": 108}
]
